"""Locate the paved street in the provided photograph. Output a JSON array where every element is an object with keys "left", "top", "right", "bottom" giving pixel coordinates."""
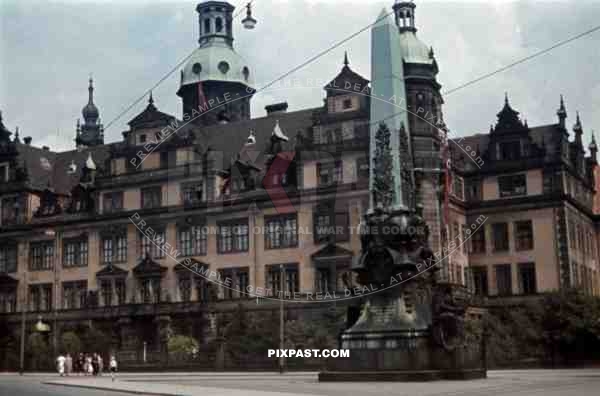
[
  {"left": 0, "top": 375, "right": 137, "bottom": 396},
  {"left": 2, "top": 370, "right": 600, "bottom": 396}
]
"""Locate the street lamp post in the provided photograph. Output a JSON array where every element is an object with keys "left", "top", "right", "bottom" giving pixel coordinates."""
[
  {"left": 279, "top": 264, "right": 284, "bottom": 374},
  {"left": 19, "top": 271, "right": 27, "bottom": 375},
  {"left": 44, "top": 228, "right": 60, "bottom": 357}
]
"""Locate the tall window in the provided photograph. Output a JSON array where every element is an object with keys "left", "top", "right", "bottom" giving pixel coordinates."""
[
  {"left": 356, "top": 157, "right": 369, "bottom": 180},
  {"left": 495, "top": 264, "right": 512, "bottom": 296},
  {"left": 498, "top": 174, "right": 527, "bottom": 197},
  {"left": 515, "top": 220, "right": 533, "bottom": 251},
  {"left": 219, "top": 267, "right": 249, "bottom": 299},
  {"left": 465, "top": 179, "right": 482, "bottom": 201},
  {"left": 217, "top": 220, "right": 249, "bottom": 253},
  {"left": 471, "top": 267, "right": 488, "bottom": 296},
  {"left": 452, "top": 176, "right": 464, "bottom": 200},
  {"left": 62, "top": 281, "right": 86, "bottom": 309},
  {"left": 30, "top": 284, "right": 52, "bottom": 311},
  {"left": 140, "top": 278, "right": 161, "bottom": 304},
  {"left": 115, "top": 278, "right": 126, "bottom": 305},
  {"left": 196, "top": 277, "right": 211, "bottom": 303},
  {"left": 316, "top": 268, "right": 332, "bottom": 293},
  {"left": 178, "top": 276, "right": 192, "bottom": 302},
  {"left": 317, "top": 161, "right": 343, "bottom": 185},
  {"left": 100, "top": 280, "right": 112, "bottom": 306},
  {"left": 267, "top": 264, "right": 299, "bottom": 296},
  {"left": 492, "top": 223, "right": 509, "bottom": 252},
  {"left": 101, "top": 231, "right": 127, "bottom": 264},
  {"left": 518, "top": 263, "right": 537, "bottom": 295},
  {"left": 471, "top": 226, "right": 486, "bottom": 254},
  {"left": 29, "top": 242, "right": 54, "bottom": 271},
  {"left": 452, "top": 222, "right": 460, "bottom": 248},
  {"left": 139, "top": 229, "right": 166, "bottom": 259},
  {"left": 103, "top": 191, "right": 123, "bottom": 213},
  {"left": 181, "top": 183, "right": 203, "bottom": 205},
  {"left": 0, "top": 245, "right": 17, "bottom": 273},
  {"left": 0, "top": 289, "right": 16, "bottom": 313},
  {"left": 177, "top": 225, "right": 207, "bottom": 256},
  {"left": 265, "top": 215, "right": 298, "bottom": 249},
  {"left": 63, "top": 238, "right": 88, "bottom": 267},
  {"left": 314, "top": 204, "right": 349, "bottom": 243},
  {"left": 141, "top": 187, "right": 162, "bottom": 209},
  {"left": 498, "top": 141, "right": 521, "bottom": 160},
  {"left": 1, "top": 196, "right": 20, "bottom": 225}
]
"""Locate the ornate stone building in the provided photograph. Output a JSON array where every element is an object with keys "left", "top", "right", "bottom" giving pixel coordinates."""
[{"left": 0, "top": 0, "right": 597, "bottom": 368}]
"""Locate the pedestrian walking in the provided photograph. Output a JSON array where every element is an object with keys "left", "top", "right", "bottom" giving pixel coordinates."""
[
  {"left": 109, "top": 355, "right": 118, "bottom": 382},
  {"left": 76, "top": 353, "right": 84, "bottom": 376},
  {"left": 98, "top": 354, "right": 103, "bottom": 376},
  {"left": 56, "top": 353, "right": 66, "bottom": 377},
  {"left": 86, "top": 354, "right": 93, "bottom": 375},
  {"left": 65, "top": 353, "right": 73, "bottom": 376},
  {"left": 92, "top": 353, "right": 99, "bottom": 376}
]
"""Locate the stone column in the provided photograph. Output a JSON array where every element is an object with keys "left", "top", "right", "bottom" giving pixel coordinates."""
[{"left": 154, "top": 315, "right": 171, "bottom": 365}]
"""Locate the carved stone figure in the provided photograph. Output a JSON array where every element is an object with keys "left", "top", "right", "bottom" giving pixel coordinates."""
[{"left": 432, "top": 284, "right": 466, "bottom": 351}]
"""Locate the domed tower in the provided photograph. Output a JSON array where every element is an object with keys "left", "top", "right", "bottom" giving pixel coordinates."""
[
  {"left": 177, "top": 1, "right": 255, "bottom": 127},
  {"left": 392, "top": 1, "right": 445, "bottom": 259},
  {"left": 76, "top": 77, "right": 104, "bottom": 148}
]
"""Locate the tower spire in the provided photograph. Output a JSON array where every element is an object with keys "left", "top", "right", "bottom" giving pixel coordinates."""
[
  {"left": 589, "top": 131, "right": 597, "bottom": 163},
  {"left": 557, "top": 94, "right": 567, "bottom": 128},
  {"left": 78, "top": 76, "right": 103, "bottom": 147},
  {"left": 574, "top": 111, "right": 583, "bottom": 148},
  {"left": 344, "top": 51, "right": 349, "bottom": 67},
  {"left": 88, "top": 75, "right": 94, "bottom": 105}
]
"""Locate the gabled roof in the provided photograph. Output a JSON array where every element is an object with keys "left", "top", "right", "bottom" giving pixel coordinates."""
[
  {"left": 311, "top": 243, "right": 353, "bottom": 261},
  {"left": 493, "top": 94, "right": 528, "bottom": 134},
  {"left": 96, "top": 264, "right": 128, "bottom": 278},
  {"left": 133, "top": 254, "right": 167, "bottom": 277},
  {"left": 174, "top": 258, "right": 209, "bottom": 272},
  {"left": 128, "top": 94, "right": 177, "bottom": 129},
  {"left": 325, "top": 53, "right": 369, "bottom": 94}
]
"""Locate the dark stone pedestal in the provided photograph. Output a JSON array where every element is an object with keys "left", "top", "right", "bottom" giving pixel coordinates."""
[{"left": 319, "top": 331, "right": 486, "bottom": 382}]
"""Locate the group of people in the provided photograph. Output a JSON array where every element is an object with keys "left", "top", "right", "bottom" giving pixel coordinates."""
[{"left": 56, "top": 353, "right": 118, "bottom": 381}]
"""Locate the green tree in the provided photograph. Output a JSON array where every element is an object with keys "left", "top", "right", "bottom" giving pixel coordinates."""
[
  {"left": 168, "top": 335, "right": 199, "bottom": 361},
  {"left": 60, "top": 331, "right": 82, "bottom": 355},
  {"left": 373, "top": 122, "right": 395, "bottom": 209},
  {"left": 27, "top": 333, "right": 51, "bottom": 370}
]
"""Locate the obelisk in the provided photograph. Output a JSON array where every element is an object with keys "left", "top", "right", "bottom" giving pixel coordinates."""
[{"left": 369, "top": 8, "right": 410, "bottom": 211}]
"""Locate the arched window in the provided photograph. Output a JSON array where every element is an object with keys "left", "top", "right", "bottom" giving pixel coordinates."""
[
  {"left": 215, "top": 17, "right": 223, "bottom": 33},
  {"left": 204, "top": 19, "right": 211, "bottom": 34}
]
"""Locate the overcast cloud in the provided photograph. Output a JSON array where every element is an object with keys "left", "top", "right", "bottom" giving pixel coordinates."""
[{"left": 1, "top": 0, "right": 599, "bottom": 152}]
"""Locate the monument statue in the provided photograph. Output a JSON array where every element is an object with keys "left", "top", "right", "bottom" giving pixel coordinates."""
[{"left": 318, "top": 2, "right": 486, "bottom": 381}]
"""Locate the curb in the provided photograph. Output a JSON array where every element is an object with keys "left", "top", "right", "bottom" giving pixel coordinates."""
[{"left": 43, "top": 382, "right": 189, "bottom": 396}]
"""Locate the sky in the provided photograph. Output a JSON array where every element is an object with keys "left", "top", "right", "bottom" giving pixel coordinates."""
[{"left": 1, "top": 0, "right": 599, "bottom": 152}]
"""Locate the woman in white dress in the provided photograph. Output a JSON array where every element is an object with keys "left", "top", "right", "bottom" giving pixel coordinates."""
[{"left": 56, "top": 354, "right": 66, "bottom": 376}]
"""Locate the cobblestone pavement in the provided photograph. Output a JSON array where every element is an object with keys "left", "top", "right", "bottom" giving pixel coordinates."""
[{"left": 22, "top": 369, "right": 600, "bottom": 396}]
